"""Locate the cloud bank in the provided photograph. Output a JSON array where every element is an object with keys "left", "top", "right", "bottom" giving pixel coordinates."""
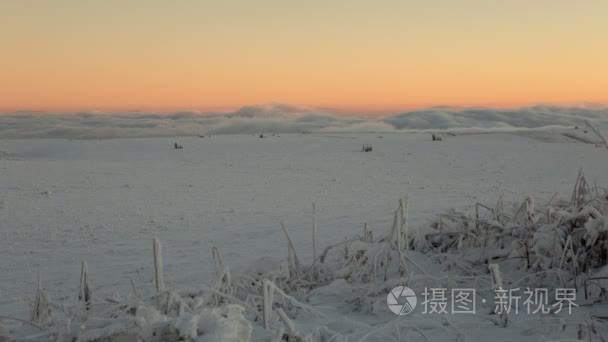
[{"left": 0, "top": 105, "right": 607, "bottom": 139}]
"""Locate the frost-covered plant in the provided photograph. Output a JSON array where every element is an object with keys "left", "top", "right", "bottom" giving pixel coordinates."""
[
  {"left": 412, "top": 171, "right": 608, "bottom": 296},
  {"left": 31, "top": 274, "right": 51, "bottom": 324},
  {"left": 79, "top": 260, "right": 92, "bottom": 309},
  {"left": 153, "top": 237, "right": 164, "bottom": 294}
]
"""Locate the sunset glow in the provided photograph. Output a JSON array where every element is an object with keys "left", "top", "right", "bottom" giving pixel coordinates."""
[{"left": 2, "top": 0, "right": 607, "bottom": 113}]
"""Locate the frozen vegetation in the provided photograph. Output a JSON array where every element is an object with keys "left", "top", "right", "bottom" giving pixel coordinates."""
[{"left": 1, "top": 129, "right": 608, "bottom": 341}]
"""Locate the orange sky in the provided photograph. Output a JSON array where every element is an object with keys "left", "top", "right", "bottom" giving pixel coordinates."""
[{"left": 1, "top": 0, "right": 607, "bottom": 113}]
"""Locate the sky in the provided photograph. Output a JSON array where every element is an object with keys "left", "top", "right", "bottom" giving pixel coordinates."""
[{"left": 1, "top": 0, "right": 608, "bottom": 114}]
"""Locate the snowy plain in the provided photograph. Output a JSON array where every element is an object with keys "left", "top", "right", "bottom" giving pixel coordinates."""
[{"left": 1, "top": 129, "right": 608, "bottom": 340}]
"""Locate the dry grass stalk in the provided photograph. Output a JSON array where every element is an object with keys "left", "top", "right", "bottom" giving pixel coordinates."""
[
  {"left": 382, "top": 200, "right": 410, "bottom": 277},
  {"left": 397, "top": 199, "right": 408, "bottom": 276},
  {"left": 212, "top": 246, "right": 224, "bottom": 276},
  {"left": 572, "top": 169, "right": 589, "bottom": 208},
  {"left": 585, "top": 120, "right": 608, "bottom": 151},
  {"left": 383, "top": 245, "right": 390, "bottom": 282},
  {"left": 153, "top": 237, "right": 165, "bottom": 296},
  {"left": 558, "top": 235, "right": 578, "bottom": 287},
  {"left": 276, "top": 308, "right": 295, "bottom": 335},
  {"left": 79, "top": 259, "right": 92, "bottom": 309},
  {"left": 545, "top": 206, "right": 553, "bottom": 224},
  {"left": 31, "top": 274, "right": 51, "bottom": 324},
  {"left": 400, "top": 197, "right": 409, "bottom": 251},
  {"left": 312, "top": 202, "right": 318, "bottom": 281},
  {"left": 361, "top": 223, "right": 373, "bottom": 243},
  {"left": 263, "top": 279, "right": 275, "bottom": 330},
  {"left": 488, "top": 263, "right": 509, "bottom": 326},
  {"left": 209, "top": 267, "right": 233, "bottom": 306},
  {"left": 280, "top": 222, "right": 302, "bottom": 280},
  {"left": 390, "top": 209, "right": 399, "bottom": 247}
]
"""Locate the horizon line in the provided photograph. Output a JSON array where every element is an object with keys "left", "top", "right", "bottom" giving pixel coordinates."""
[{"left": 1, "top": 101, "right": 608, "bottom": 117}]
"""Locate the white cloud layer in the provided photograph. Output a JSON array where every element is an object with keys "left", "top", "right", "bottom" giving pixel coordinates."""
[{"left": 0, "top": 105, "right": 607, "bottom": 139}]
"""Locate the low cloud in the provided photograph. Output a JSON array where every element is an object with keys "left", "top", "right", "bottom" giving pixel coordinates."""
[
  {"left": 0, "top": 105, "right": 606, "bottom": 139},
  {"left": 384, "top": 106, "right": 608, "bottom": 130}
]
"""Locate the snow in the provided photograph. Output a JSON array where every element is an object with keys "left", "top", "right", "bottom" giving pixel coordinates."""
[{"left": 1, "top": 130, "right": 608, "bottom": 340}]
